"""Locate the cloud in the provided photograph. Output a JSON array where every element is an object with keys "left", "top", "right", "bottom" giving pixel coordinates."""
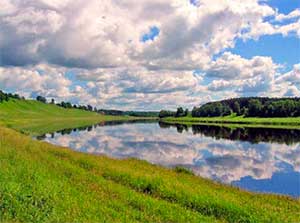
[
  {"left": 275, "top": 9, "right": 300, "bottom": 22},
  {"left": 204, "top": 52, "right": 279, "bottom": 96},
  {"left": 44, "top": 123, "right": 300, "bottom": 183},
  {"left": 274, "top": 64, "right": 300, "bottom": 97},
  {"left": 0, "top": 64, "right": 71, "bottom": 99},
  {"left": 0, "top": 0, "right": 299, "bottom": 109},
  {"left": 74, "top": 67, "right": 204, "bottom": 109},
  {"left": 284, "top": 86, "right": 300, "bottom": 97},
  {"left": 276, "top": 63, "right": 300, "bottom": 85},
  {"left": 0, "top": 0, "right": 298, "bottom": 69},
  {"left": 205, "top": 52, "right": 277, "bottom": 79}
]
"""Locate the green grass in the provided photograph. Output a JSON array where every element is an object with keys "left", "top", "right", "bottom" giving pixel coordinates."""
[
  {"left": 0, "top": 99, "right": 146, "bottom": 135},
  {"left": 0, "top": 126, "right": 299, "bottom": 223},
  {"left": 162, "top": 115, "right": 300, "bottom": 129},
  {"left": 0, "top": 99, "right": 299, "bottom": 222}
]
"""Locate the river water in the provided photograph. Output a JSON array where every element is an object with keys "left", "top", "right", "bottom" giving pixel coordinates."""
[{"left": 38, "top": 121, "right": 300, "bottom": 197}]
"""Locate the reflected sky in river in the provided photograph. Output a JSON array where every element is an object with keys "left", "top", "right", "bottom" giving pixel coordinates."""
[{"left": 40, "top": 122, "right": 300, "bottom": 197}]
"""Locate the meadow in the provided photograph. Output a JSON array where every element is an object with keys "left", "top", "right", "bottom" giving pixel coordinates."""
[{"left": 0, "top": 99, "right": 299, "bottom": 222}]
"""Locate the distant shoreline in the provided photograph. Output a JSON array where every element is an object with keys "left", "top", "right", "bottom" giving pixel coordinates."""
[{"left": 161, "top": 116, "right": 300, "bottom": 129}]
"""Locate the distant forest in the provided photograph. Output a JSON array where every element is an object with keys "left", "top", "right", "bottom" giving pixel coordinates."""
[{"left": 160, "top": 97, "right": 300, "bottom": 118}]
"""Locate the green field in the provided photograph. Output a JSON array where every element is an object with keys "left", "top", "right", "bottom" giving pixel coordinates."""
[
  {"left": 162, "top": 115, "right": 300, "bottom": 129},
  {"left": 0, "top": 99, "right": 144, "bottom": 136},
  {"left": 0, "top": 99, "right": 299, "bottom": 222}
]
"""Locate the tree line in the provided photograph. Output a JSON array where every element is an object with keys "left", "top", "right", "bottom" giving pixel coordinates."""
[
  {"left": 159, "top": 97, "right": 300, "bottom": 118},
  {"left": 36, "top": 95, "right": 159, "bottom": 117},
  {"left": 36, "top": 95, "right": 97, "bottom": 112},
  {"left": 159, "top": 107, "right": 189, "bottom": 118},
  {"left": 96, "top": 109, "right": 159, "bottom": 117},
  {"left": 192, "top": 97, "right": 300, "bottom": 117},
  {"left": 0, "top": 90, "right": 24, "bottom": 103},
  {"left": 3, "top": 89, "right": 300, "bottom": 118}
]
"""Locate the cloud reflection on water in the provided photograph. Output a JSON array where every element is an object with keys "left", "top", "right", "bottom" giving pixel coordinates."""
[{"left": 42, "top": 122, "right": 300, "bottom": 197}]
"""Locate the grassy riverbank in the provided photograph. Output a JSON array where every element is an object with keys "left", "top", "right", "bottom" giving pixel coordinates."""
[
  {"left": 0, "top": 99, "right": 144, "bottom": 135},
  {"left": 162, "top": 115, "right": 300, "bottom": 129},
  {"left": 0, "top": 126, "right": 299, "bottom": 223},
  {"left": 0, "top": 100, "right": 299, "bottom": 222}
]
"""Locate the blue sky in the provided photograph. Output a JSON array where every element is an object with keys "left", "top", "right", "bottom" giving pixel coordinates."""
[
  {"left": 230, "top": 35, "right": 300, "bottom": 71},
  {"left": 0, "top": 0, "right": 299, "bottom": 110},
  {"left": 267, "top": 0, "right": 300, "bottom": 14},
  {"left": 141, "top": 26, "right": 160, "bottom": 42}
]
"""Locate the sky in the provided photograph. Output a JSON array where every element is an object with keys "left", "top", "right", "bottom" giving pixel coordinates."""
[{"left": 0, "top": 0, "right": 299, "bottom": 110}]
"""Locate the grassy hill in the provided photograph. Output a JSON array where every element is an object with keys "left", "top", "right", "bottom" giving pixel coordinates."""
[
  {"left": 0, "top": 99, "right": 299, "bottom": 222},
  {"left": 0, "top": 99, "right": 139, "bottom": 135}
]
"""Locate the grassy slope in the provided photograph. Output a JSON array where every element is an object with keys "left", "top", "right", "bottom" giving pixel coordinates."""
[
  {"left": 0, "top": 99, "right": 142, "bottom": 135},
  {"left": 162, "top": 115, "right": 300, "bottom": 129},
  {"left": 0, "top": 100, "right": 299, "bottom": 222},
  {"left": 0, "top": 126, "right": 299, "bottom": 223}
]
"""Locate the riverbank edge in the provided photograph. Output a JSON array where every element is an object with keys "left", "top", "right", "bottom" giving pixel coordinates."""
[{"left": 161, "top": 116, "right": 300, "bottom": 130}]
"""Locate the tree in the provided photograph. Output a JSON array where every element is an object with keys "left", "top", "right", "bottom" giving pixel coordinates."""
[
  {"left": 51, "top": 98, "right": 55, "bottom": 104},
  {"left": 222, "top": 105, "right": 232, "bottom": 116},
  {"left": 233, "top": 101, "right": 241, "bottom": 115},
  {"left": 247, "top": 99, "right": 262, "bottom": 116},
  {"left": 241, "top": 107, "right": 248, "bottom": 116},
  {"left": 36, "top": 95, "right": 47, "bottom": 103},
  {"left": 175, "top": 107, "right": 185, "bottom": 117},
  {"left": 65, "top": 102, "right": 72, "bottom": 108},
  {"left": 184, "top": 108, "right": 189, "bottom": 116}
]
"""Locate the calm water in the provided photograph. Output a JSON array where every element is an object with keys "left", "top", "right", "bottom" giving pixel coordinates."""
[{"left": 38, "top": 121, "right": 300, "bottom": 197}]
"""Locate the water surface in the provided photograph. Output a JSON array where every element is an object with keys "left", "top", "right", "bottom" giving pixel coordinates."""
[{"left": 39, "top": 121, "right": 300, "bottom": 197}]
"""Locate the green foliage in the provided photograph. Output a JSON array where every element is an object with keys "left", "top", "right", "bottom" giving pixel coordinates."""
[
  {"left": 36, "top": 95, "right": 47, "bottom": 103},
  {"left": 159, "top": 107, "right": 188, "bottom": 118},
  {"left": 192, "top": 97, "right": 300, "bottom": 118},
  {"left": 0, "top": 90, "right": 9, "bottom": 102},
  {"left": 0, "top": 90, "right": 23, "bottom": 103},
  {"left": 58, "top": 101, "right": 73, "bottom": 109},
  {"left": 248, "top": 99, "right": 262, "bottom": 116},
  {"left": 159, "top": 110, "right": 176, "bottom": 118},
  {"left": 174, "top": 166, "right": 194, "bottom": 175},
  {"left": 192, "top": 103, "right": 232, "bottom": 117},
  {"left": 93, "top": 109, "right": 159, "bottom": 117},
  {"left": 124, "top": 111, "right": 159, "bottom": 117},
  {"left": 233, "top": 101, "right": 241, "bottom": 115},
  {"left": 175, "top": 107, "right": 188, "bottom": 117}
]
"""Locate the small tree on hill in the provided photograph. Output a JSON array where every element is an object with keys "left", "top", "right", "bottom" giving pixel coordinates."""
[{"left": 36, "top": 95, "right": 47, "bottom": 103}]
